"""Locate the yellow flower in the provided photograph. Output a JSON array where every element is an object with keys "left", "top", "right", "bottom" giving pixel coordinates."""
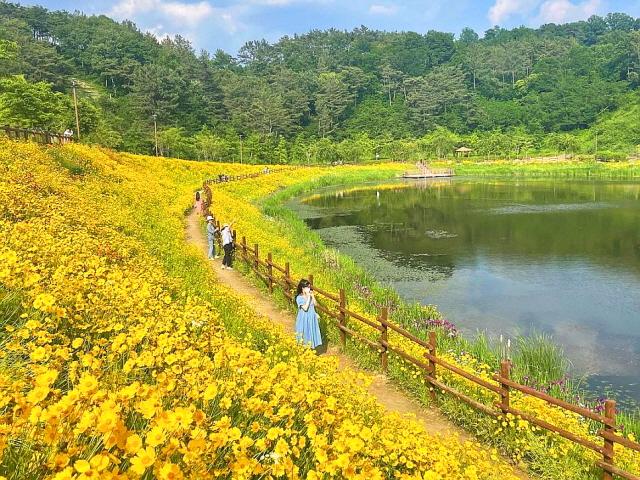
[
  {"left": 74, "top": 459, "right": 91, "bottom": 473},
  {"left": 146, "top": 426, "right": 166, "bottom": 448},
  {"left": 274, "top": 438, "right": 290, "bottom": 457},
  {"left": 126, "top": 434, "right": 143, "bottom": 454},
  {"left": 203, "top": 384, "right": 218, "bottom": 400},
  {"left": 130, "top": 446, "right": 156, "bottom": 475},
  {"left": 158, "top": 462, "right": 183, "bottom": 480},
  {"left": 89, "top": 454, "right": 110, "bottom": 472},
  {"left": 26, "top": 386, "right": 50, "bottom": 405},
  {"left": 30, "top": 346, "right": 48, "bottom": 362},
  {"left": 77, "top": 373, "right": 98, "bottom": 395}
]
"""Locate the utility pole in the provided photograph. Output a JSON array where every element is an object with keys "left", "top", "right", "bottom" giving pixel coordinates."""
[
  {"left": 239, "top": 133, "right": 244, "bottom": 164},
  {"left": 152, "top": 113, "right": 158, "bottom": 156},
  {"left": 72, "top": 79, "right": 80, "bottom": 140},
  {"left": 594, "top": 106, "right": 609, "bottom": 160}
]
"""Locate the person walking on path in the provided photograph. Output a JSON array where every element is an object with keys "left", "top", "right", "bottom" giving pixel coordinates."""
[
  {"left": 206, "top": 216, "right": 219, "bottom": 260},
  {"left": 295, "top": 279, "right": 322, "bottom": 349},
  {"left": 194, "top": 191, "right": 204, "bottom": 215},
  {"left": 221, "top": 222, "right": 234, "bottom": 269}
]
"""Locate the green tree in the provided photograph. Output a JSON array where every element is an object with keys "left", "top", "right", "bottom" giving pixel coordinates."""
[
  {"left": 277, "top": 137, "right": 288, "bottom": 164},
  {"left": 315, "top": 72, "right": 352, "bottom": 137},
  {"left": 158, "top": 127, "right": 195, "bottom": 158},
  {"left": 130, "top": 63, "right": 185, "bottom": 125},
  {"left": 0, "top": 75, "right": 67, "bottom": 129},
  {"left": 421, "top": 126, "right": 459, "bottom": 158},
  {"left": 405, "top": 65, "right": 468, "bottom": 132},
  {"left": 193, "top": 129, "right": 231, "bottom": 161}
]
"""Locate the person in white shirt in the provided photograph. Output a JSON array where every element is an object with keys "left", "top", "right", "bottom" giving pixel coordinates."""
[{"left": 220, "top": 223, "right": 234, "bottom": 270}]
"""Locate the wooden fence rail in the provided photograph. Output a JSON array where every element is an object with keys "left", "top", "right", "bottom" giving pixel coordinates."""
[
  {"left": 202, "top": 175, "right": 640, "bottom": 480},
  {"left": 1, "top": 125, "right": 73, "bottom": 144}
]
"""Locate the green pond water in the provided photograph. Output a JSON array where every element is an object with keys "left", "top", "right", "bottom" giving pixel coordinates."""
[{"left": 292, "top": 177, "right": 640, "bottom": 402}]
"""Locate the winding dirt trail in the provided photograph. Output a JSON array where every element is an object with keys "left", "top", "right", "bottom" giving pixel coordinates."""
[{"left": 185, "top": 209, "right": 530, "bottom": 479}]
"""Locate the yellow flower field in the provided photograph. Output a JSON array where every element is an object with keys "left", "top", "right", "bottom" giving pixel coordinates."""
[{"left": 0, "top": 139, "right": 522, "bottom": 479}]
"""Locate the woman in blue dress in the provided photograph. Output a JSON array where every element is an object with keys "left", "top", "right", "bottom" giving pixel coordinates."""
[{"left": 295, "top": 279, "right": 322, "bottom": 349}]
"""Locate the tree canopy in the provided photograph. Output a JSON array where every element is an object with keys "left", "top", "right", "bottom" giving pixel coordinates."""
[{"left": 0, "top": 2, "right": 639, "bottom": 160}]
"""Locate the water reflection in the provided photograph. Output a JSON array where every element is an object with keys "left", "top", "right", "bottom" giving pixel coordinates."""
[{"left": 293, "top": 178, "right": 640, "bottom": 401}]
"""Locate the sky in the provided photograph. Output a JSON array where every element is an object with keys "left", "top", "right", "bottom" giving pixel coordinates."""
[{"left": 14, "top": 0, "right": 640, "bottom": 54}]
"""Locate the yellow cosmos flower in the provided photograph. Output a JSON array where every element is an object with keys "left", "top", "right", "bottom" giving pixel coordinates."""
[
  {"left": 89, "top": 454, "right": 110, "bottom": 472},
  {"left": 26, "top": 386, "right": 50, "bottom": 405},
  {"left": 126, "top": 434, "right": 143, "bottom": 454},
  {"left": 146, "top": 426, "right": 166, "bottom": 448},
  {"left": 73, "top": 459, "right": 91, "bottom": 473},
  {"left": 130, "top": 446, "right": 156, "bottom": 475},
  {"left": 77, "top": 373, "right": 98, "bottom": 395},
  {"left": 158, "top": 462, "right": 184, "bottom": 480}
]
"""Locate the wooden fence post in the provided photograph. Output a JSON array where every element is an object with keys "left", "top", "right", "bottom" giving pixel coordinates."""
[
  {"left": 602, "top": 400, "right": 616, "bottom": 480},
  {"left": 241, "top": 236, "right": 247, "bottom": 261},
  {"left": 338, "top": 288, "right": 347, "bottom": 348},
  {"left": 253, "top": 244, "right": 259, "bottom": 272},
  {"left": 499, "top": 360, "right": 511, "bottom": 414},
  {"left": 380, "top": 307, "right": 389, "bottom": 373},
  {"left": 284, "top": 262, "right": 291, "bottom": 284},
  {"left": 284, "top": 262, "right": 293, "bottom": 303},
  {"left": 308, "top": 274, "right": 314, "bottom": 287},
  {"left": 428, "top": 331, "right": 437, "bottom": 401},
  {"left": 267, "top": 252, "right": 273, "bottom": 294}
]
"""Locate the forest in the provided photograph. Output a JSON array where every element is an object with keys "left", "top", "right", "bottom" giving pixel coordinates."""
[{"left": 1, "top": 2, "right": 639, "bottom": 162}]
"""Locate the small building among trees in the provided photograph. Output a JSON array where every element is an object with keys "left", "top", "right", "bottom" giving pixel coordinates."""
[{"left": 455, "top": 146, "right": 473, "bottom": 157}]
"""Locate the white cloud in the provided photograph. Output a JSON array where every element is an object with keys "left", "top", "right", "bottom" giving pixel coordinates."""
[
  {"left": 145, "top": 24, "right": 186, "bottom": 40},
  {"left": 487, "top": 0, "right": 603, "bottom": 25},
  {"left": 369, "top": 3, "right": 398, "bottom": 15},
  {"left": 537, "top": 0, "right": 602, "bottom": 24},
  {"left": 110, "top": 0, "right": 215, "bottom": 27},
  {"left": 488, "top": 0, "right": 538, "bottom": 24}
]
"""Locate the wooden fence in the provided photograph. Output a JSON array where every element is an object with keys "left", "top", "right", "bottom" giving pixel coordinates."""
[
  {"left": 202, "top": 175, "right": 640, "bottom": 480},
  {"left": 1, "top": 125, "right": 73, "bottom": 144}
]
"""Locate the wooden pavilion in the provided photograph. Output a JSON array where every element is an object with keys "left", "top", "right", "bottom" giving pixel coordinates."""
[{"left": 455, "top": 146, "right": 473, "bottom": 157}]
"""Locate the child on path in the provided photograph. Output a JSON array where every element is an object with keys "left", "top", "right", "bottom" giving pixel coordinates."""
[
  {"left": 221, "top": 222, "right": 234, "bottom": 269},
  {"left": 206, "top": 216, "right": 219, "bottom": 260},
  {"left": 295, "top": 279, "right": 322, "bottom": 349}
]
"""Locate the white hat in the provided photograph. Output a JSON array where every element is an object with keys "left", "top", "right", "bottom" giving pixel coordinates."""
[{"left": 206, "top": 215, "right": 214, "bottom": 221}]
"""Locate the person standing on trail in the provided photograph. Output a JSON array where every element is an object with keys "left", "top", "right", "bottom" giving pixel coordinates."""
[
  {"left": 295, "top": 279, "right": 322, "bottom": 349},
  {"left": 62, "top": 129, "right": 73, "bottom": 144},
  {"left": 221, "top": 222, "right": 234, "bottom": 270},
  {"left": 206, "top": 216, "right": 219, "bottom": 260}
]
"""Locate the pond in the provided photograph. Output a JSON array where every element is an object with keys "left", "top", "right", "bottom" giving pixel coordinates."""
[{"left": 292, "top": 178, "right": 640, "bottom": 403}]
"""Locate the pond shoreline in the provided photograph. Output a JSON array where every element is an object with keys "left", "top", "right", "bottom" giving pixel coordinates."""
[{"left": 262, "top": 163, "right": 640, "bottom": 430}]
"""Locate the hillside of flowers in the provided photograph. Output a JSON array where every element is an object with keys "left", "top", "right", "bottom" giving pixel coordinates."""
[
  {"left": 211, "top": 169, "right": 640, "bottom": 479},
  {"left": 0, "top": 139, "right": 525, "bottom": 479}
]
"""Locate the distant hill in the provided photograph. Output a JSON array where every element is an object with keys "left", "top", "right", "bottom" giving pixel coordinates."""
[{"left": 0, "top": 2, "right": 639, "bottom": 159}]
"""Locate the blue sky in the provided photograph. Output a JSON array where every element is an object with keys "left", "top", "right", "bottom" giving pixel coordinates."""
[{"left": 14, "top": 0, "right": 640, "bottom": 54}]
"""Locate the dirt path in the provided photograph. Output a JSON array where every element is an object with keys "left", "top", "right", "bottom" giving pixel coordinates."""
[{"left": 186, "top": 210, "right": 530, "bottom": 478}]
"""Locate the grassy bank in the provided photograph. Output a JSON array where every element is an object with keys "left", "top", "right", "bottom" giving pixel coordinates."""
[{"left": 430, "top": 158, "right": 640, "bottom": 178}]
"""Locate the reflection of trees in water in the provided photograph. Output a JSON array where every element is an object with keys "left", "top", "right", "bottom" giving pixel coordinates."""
[{"left": 304, "top": 179, "right": 640, "bottom": 275}]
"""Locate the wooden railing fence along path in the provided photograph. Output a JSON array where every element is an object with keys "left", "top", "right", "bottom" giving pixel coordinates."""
[
  {"left": 201, "top": 175, "right": 640, "bottom": 480},
  {"left": 1, "top": 125, "right": 73, "bottom": 144}
]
